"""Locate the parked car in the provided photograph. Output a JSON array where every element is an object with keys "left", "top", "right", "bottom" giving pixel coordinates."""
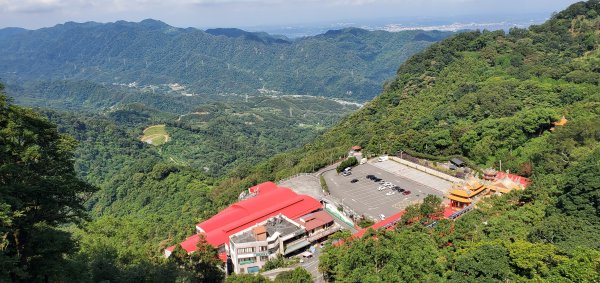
[
  {"left": 366, "top": 175, "right": 375, "bottom": 179},
  {"left": 350, "top": 179, "right": 359, "bottom": 183},
  {"left": 342, "top": 171, "right": 352, "bottom": 176},
  {"left": 377, "top": 186, "right": 387, "bottom": 191},
  {"left": 373, "top": 178, "right": 382, "bottom": 182},
  {"left": 379, "top": 214, "right": 386, "bottom": 220},
  {"left": 379, "top": 180, "right": 386, "bottom": 185},
  {"left": 402, "top": 190, "right": 411, "bottom": 195},
  {"left": 386, "top": 191, "right": 396, "bottom": 196}
]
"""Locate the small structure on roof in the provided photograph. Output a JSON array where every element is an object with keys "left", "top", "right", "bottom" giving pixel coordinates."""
[{"left": 351, "top": 145, "right": 362, "bottom": 151}]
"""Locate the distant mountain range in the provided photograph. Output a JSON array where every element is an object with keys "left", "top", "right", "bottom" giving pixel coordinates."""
[{"left": 0, "top": 19, "right": 452, "bottom": 101}]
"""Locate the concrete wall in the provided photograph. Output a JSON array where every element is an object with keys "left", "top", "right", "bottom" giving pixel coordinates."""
[{"left": 390, "top": 156, "right": 463, "bottom": 183}]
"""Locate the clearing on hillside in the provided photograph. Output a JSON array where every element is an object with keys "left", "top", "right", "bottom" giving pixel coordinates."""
[{"left": 141, "top": 124, "right": 170, "bottom": 146}]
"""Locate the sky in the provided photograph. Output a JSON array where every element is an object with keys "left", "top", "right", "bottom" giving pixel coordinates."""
[{"left": 0, "top": 0, "right": 580, "bottom": 30}]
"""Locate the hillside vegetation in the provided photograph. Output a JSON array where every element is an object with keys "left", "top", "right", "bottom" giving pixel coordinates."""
[
  {"left": 141, "top": 124, "right": 170, "bottom": 146},
  {"left": 0, "top": 21, "right": 451, "bottom": 101},
  {"left": 212, "top": 1, "right": 600, "bottom": 282},
  {"left": 2, "top": 1, "right": 600, "bottom": 282}
]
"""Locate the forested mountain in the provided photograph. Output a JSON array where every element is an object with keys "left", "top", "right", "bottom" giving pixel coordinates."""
[
  {"left": 214, "top": 1, "right": 600, "bottom": 281},
  {"left": 3, "top": 0, "right": 600, "bottom": 282},
  {"left": 0, "top": 20, "right": 451, "bottom": 101}
]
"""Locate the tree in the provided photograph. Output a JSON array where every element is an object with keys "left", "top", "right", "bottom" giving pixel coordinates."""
[
  {"left": 169, "top": 235, "right": 225, "bottom": 283},
  {"left": 274, "top": 267, "right": 313, "bottom": 283},
  {"left": 0, "top": 87, "right": 95, "bottom": 281},
  {"left": 556, "top": 149, "right": 600, "bottom": 222},
  {"left": 225, "top": 273, "right": 270, "bottom": 283},
  {"left": 449, "top": 242, "right": 514, "bottom": 282}
]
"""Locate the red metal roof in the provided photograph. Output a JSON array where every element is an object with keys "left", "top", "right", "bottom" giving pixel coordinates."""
[
  {"left": 296, "top": 210, "right": 334, "bottom": 231},
  {"left": 353, "top": 211, "right": 406, "bottom": 238},
  {"left": 167, "top": 183, "right": 322, "bottom": 259},
  {"left": 248, "top": 181, "right": 278, "bottom": 195},
  {"left": 342, "top": 206, "right": 456, "bottom": 245},
  {"left": 495, "top": 172, "right": 530, "bottom": 187}
]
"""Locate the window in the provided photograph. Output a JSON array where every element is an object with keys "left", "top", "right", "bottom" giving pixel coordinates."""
[
  {"left": 238, "top": 258, "right": 256, "bottom": 265},
  {"left": 260, "top": 256, "right": 269, "bottom": 262},
  {"left": 259, "top": 246, "right": 267, "bottom": 251},
  {"left": 237, "top": 247, "right": 254, "bottom": 254}
]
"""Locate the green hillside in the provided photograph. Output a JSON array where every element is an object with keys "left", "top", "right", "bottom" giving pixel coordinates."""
[
  {"left": 2, "top": 1, "right": 600, "bottom": 282},
  {"left": 214, "top": 1, "right": 600, "bottom": 282},
  {"left": 0, "top": 21, "right": 451, "bottom": 101},
  {"left": 231, "top": 1, "right": 600, "bottom": 183}
]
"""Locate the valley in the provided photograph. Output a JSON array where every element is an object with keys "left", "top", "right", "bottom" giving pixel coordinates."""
[{"left": 1, "top": 1, "right": 600, "bottom": 282}]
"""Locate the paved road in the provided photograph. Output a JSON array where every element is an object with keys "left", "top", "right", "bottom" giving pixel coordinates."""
[
  {"left": 323, "top": 163, "right": 444, "bottom": 221},
  {"left": 299, "top": 244, "right": 324, "bottom": 283},
  {"left": 279, "top": 175, "right": 322, "bottom": 200}
]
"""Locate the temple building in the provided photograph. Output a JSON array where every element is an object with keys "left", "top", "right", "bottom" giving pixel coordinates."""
[{"left": 448, "top": 169, "right": 530, "bottom": 210}]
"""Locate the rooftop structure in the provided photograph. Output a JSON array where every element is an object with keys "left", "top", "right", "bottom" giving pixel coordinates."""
[
  {"left": 165, "top": 182, "right": 322, "bottom": 260},
  {"left": 229, "top": 212, "right": 338, "bottom": 274}
]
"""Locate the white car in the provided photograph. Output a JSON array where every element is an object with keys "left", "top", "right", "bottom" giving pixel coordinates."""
[
  {"left": 386, "top": 191, "right": 396, "bottom": 196},
  {"left": 377, "top": 186, "right": 387, "bottom": 191}
]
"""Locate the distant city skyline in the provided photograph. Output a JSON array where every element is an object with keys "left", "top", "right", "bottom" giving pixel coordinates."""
[{"left": 0, "top": 0, "right": 579, "bottom": 30}]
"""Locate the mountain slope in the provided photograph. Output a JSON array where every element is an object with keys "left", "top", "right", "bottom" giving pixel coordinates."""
[
  {"left": 214, "top": 1, "right": 600, "bottom": 281},
  {"left": 228, "top": 1, "right": 600, "bottom": 184},
  {"left": 0, "top": 20, "right": 452, "bottom": 101}
]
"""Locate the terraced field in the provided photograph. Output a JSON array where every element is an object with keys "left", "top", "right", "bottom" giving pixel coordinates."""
[{"left": 141, "top": 124, "right": 170, "bottom": 146}]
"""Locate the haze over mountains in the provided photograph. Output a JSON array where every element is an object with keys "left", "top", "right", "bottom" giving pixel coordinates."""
[{"left": 0, "top": 19, "right": 452, "bottom": 102}]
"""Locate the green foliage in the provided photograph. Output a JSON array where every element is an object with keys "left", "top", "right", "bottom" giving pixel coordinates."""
[
  {"left": 169, "top": 235, "right": 225, "bottom": 283},
  {"left": 357, "top": 218, "right": 375, "bottom": 228},
  {"left": 261, "top": 254, "right": 298, "bottom": 272},
  {"left": 319, "top": 175, "right": 329, "bottom": 194},
  {"left": 0, "top": 87, "right": 95, "bottom": 281},
  {"left": 0, "top": 23, "right": 452, "bottom": 101},
  {"left": 336, "top": 156, "right": 358, "bottom": 173},
  {"left": 312, "top": 2, "right": 600, "bottom": 282},
  {"left": 225, "top": 273, "right": 270, "bottom": 283},
  {"left": 274, "top": 267, "right": 313, "bottom": 283}
]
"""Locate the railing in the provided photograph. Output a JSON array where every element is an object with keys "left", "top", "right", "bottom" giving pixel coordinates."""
[
  {"left": 426, "top": 204, "right": 475, "bottom": 228},
  {"left": 308, "top": 225, "right": 340, "bottom": 242},
  {"left": 448, "top": 204, "right": 474, "bottom": 220}
]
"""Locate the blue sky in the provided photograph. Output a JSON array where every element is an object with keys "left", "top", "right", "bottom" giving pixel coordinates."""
[{"left": 0, "top": 0, "right": 579, "bottom": 30}]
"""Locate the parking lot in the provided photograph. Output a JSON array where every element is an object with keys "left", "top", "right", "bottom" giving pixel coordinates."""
[{"left": 323, "top": 162, "right": 445, "bottom": 221}]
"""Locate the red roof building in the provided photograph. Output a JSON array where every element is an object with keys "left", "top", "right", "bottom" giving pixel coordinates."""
[
  {"left": 295, "top": 210, "right": 335, "bottom": 231},
  {"left": 495, "top": 172, "right": 530, "bottom": 187},
  {"left": 165, "top": 182, "right": 322, "bottom": 260},
  {"left": 353, "top": 211, "right": 406, "bottom": 239}
]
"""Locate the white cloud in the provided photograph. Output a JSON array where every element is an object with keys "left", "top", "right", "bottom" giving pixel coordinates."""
[{"left": 0, "top": 0, "right": 66, "bottom": 13}]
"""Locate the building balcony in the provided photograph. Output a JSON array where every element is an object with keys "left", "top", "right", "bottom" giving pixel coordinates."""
[
  {"left": 283, "top": 239, "right": 311, "bottom": 255},
  {"left": 308, "top": 224, "right": 340, "bottom": 242}
]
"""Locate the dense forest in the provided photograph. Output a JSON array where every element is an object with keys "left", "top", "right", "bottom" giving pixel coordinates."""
[
  {"left": 215, "top": 1, "right": 600, "bottom": 282},
  {"left": 1, "top": 0, "right": 600, "bottom": 282},
  {"left": 0, "top": 22, "right": 451, "bottom": 100}
]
